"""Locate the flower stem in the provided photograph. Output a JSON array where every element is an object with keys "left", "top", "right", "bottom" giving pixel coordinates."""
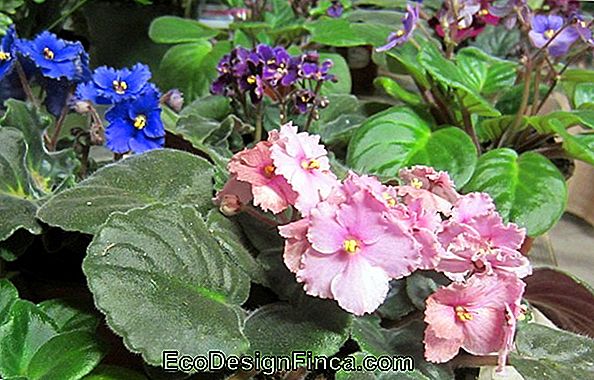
[
  {"left": 15, "top": 61, "right": 39, "bottom": 108},
  {"left": 460, "top": 100, "right": 481, "bottom": 154},
  {"left": 498, "top": 58, "right": 533, "bottom": 148},
  {"left": 303, "top": 81, "right": 323, "bottom": 132},
  {"left": 254, "top": 102, "right": 264, "bottom": 142}
]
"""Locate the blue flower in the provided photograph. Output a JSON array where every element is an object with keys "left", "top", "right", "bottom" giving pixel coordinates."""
[
  {"left": 18, "top": 31, "right": 88, "bottom": 80},
  {"left": 76, "top": 63, "right": 152, "bottom": 104},
  {"left": 529, "top": 14, "right": 579, "bottom": 57},
  {"left": 0, "top": 26, "right": 17, "bottom": 81},
  {"left": 104, "top": 88, "right": 165, "bottom": 154}
]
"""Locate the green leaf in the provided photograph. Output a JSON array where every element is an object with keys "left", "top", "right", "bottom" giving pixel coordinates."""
[
  {"left": 468, "top": 25, "right": 520, "bottom": 58},
  {"left": 206, "top": 210, "right": 267, "bottom": 285},
  {"left": 180, "top": 95, "right": 232, "bottom": 122},
  {"left": 83, "top": 203, "right": 250, "bottom": 365},
  {"left": 244, "top": 300, "right": 352, "bottom": 357},
  {"left": 37, "top": 149, "right": 214, "bottom": 235},
  {"left": 456, "top": 47, "right": 517, "bottom": 95},
  {"left": 511, "top": 324, "right": 594, "bottom": 379},
  {"left": 306, "top": 18, "right": 392, "bottom": 47},
  {"left": 463, "top": 149, "right": 567, "bottom": 236},
  {"left": 319, "top": 52, "right": 352, "bottom": 95},
  {"left": 549, "top": 120, "right": 594, "bottom": 165},
  {"left": 0, "top": 300, "right": 58, "bottom": 377},
  {"left": 149, "top": 16, "right": 218, "bottom": 44},
  {"left": 347, "top": 107, "right": 477, "bottom": 187},
  {"left": 418, "top": 44, "right": 500, "bottom": 117},
  {"left": 374, "top": 77, "right": 423, "bottom": 106},
  {"left": 0, "top": 128, "right": 42, "bottom": 241},
  {"left": 37, "top": 300, "right": 98, "bottom": 333},
  {"left": 574, "top": 83, "right": 594, "bottom": 109},
  {"left": 82, "top": 365, "right": 147, "bottom": 380},
  {"left": 309, "top": 94, "right": 366, "bottom": 146},
  {"left": 26, "top": 330, "right": 105, "bottom": 380},
  {"left": 159, "top": 40, "right": 231, "bottom": 101},
  {"left": 377, "top": 279, "right": 415, "bottom": 321},
  {"left": 351, "top": 317, "right": 454, "bottom": 379},
  {"left": 385, "top": 43, "right": 429, "bottom": 88},
  {"left": 0, "top": 279, "right": 19, "bottom": 326},
  {"left": 406, "top": 272, "right": 448, "bottom": 311}
]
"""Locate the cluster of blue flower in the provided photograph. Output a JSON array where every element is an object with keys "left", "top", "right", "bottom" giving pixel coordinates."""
[{"left": 0, "top": 26, "right": 165, "bottom": 154}]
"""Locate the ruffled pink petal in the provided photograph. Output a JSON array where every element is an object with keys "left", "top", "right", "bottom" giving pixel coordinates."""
[
  {"left": 414, "top": 228, "right": 444, "bottom": 270},
  {"left": 336, "top": 192, "right": 386, "bottom": 245},
  {"left": 425, "top": 296, "right": 464, "bottom": 340},
  {"left": 424, "top": 327, "right": 463, "bottom": 363},
  {"left": 214, "top": 175, "right": 253, "bottom": 207},
  {"left": 228, "top": 142, "right": 272, "bottom": 186},
  {"left": 297, "top": 249, "right": 349, "bottom": 299},
  {"left": 330, "top": 256, "right": 391, "bottom": 315},
  {"left": 398, "top": 187, "right": 454, "bottom": 215},
  {"left": 462, "top": 306, "right": 506, "bottom": 356},
  {"left": 251, "top": 176, "right": 297, "bottom": 214},
  {"left": 307, "top": 202, "right": 346, "bottom": 254},
  {"left": 278, "top": 218, "right": 310, "bottom": 273},
  {"left": 363, "top": 218, "right": 420, "bottom": 278},
  {"left": 452, "top": 193, "right": 496, "bottom": 224},
  {"left": 472, "top": 213, "right": 526, "bottom": 251}
]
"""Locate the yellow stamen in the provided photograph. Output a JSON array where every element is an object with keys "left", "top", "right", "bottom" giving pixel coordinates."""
[
  {"left": 247, "top": 75, "right": 257, "bottom": 85},
  {"left": 301, "top": 159, "right": 320, "bottom": 170},
  {"left": 112, "top": 80, "right": 128, "bottom": 95},
  {"left": 479, "top": 9, "right": 489, "bottom": 16},
  {"left": 410, "top": 178, "right": 423, "bottom": 189},
  {"left": 0, "top": 51, "right": 11, "bottom": 61},
  {"left": 263, "top": 164, "right": 275, "bottom": 178},
  {"left": 343, "top": 239, "right": 360, "bottom": 254},
  {"left": 395, "top": 30, "right": 405, "bottom": 37},
  {"left": 578, "top": 20, "right": 587, "bottom": 28},
  {"left": 43, "top": 47, "right": 54, "bottom": 60},
  {"left": 544, "top": 29, "right": 556, "bottom": 39},
  {"left": 382, "top": 192, "right": 397, "bottom": 207},
  {"left": 455, "top": 306, "right": 473, "bottom": 322},
  {"left": 133, "top": 114, "right": 147, "bottom": 129}
]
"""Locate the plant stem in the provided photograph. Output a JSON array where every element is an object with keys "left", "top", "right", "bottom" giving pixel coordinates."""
[
  {"left": 47, "top": 0, "right": 90, "bottom": 30},
  {"left": 15, "top": 61, "right": 39, "bottom": 107},
  {"left": 254, "top": 102, "right": 263, "bottom": 142},
  {"left": 303, "top": 81, "right": 323, "bottom": 131},
  {"left": 460, "top": 101, "right": 481, "bottom": 153},
  {"left": 48, "top": 102, "right": 71, "bottom": 151},
  {"left": 498, "top": 58, "right": 532, "bottom": 147}
]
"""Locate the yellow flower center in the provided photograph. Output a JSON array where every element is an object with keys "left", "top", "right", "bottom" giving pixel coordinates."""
[
  {"left": 301, "top": 159, "right": 320, "bottom": 170},
  {"left": 263, "top": 164, "right": 276, "bottom": 178},
  {"left": 43, "top": 47, "right": 54, "bottom": 60},
  {"left": 112, "top": 80, "right": 128, "bottom": 95},
  {"left": 455, "top": 306, "right": 473, "bottom": 322},
  {"left": 133, "top": 114, "right": 147, "bottom": 129},
  {"left": 479, "top": 9, "right": 489, "bottom": 16},
  {"left": 343, "top": 239, "right": 360, "bottom": 254},
  {"left": 410, "top": 178, "right": 423, "bottom": 189},
  {"left": 579, "top": 20, "right": 587, "bottom": 28},
  {"left": 247, "top": 75, "right": 257, "bottom": 85},
  {"left": 0, "top": 51, "right": 11, "bottom": 61},
  {"left": 382, "top": 192, "right": 397, "bottom": 207},
  {"left": 544, "top": 29, "right": 556, "bottom": 39},
  {"left": 395, "top": 29, "right": 405, "bottom": 37}
]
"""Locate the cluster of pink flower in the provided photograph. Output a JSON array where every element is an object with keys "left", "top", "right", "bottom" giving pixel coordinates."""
[{"left": 216, "top": 123, "right": 532, "bottom": 370}]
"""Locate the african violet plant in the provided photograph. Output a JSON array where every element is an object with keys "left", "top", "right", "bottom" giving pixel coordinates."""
[{"left": 1, "top": 0, "right": 594, "bottom": 379}]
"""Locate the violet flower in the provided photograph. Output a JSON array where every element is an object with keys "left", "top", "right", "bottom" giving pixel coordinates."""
[
  {"left": 489, "top": 0, "right": 530, "bottom": 29},
  {"left": 529, "top": 14, "right": 579, "bottom": 57},
  {"left": 574, "top": 16, "right": 594, "bottom": 46},
  {"left": 376, "top": 3, "right": 420, "bottom": 52},
  {"left": 327, "top": 1, "right": 344, "bottom": 18}
]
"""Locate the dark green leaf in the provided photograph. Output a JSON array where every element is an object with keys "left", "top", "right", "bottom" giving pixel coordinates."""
[
  {"left": 347, "top": 107, "right": 477, "bottom": 187},
  {"left": 306, "top": 18, "right": 392, "bottom": 47},
  {"left": 463, "top": 149, "right": 567, "bottom": 236},
  {"left": 0, "top": 279, "right": 19, "bottom": 326},
  {"left": 574, "top": 83, "right": 594, "bottom": 109},
  {"left": 180, "top": 95, "right": 232, "bottom": 122},
  {"left": 374, "top": 77, "right": 423, "bottom": 106},
  {"left": 26, "top": 330, "right": 105, "bottom": 380},
  {"left": 37, "top": 300, "right": 99, "bottom": 333},
  {"left": 149, "top": 16, "right": 218, "bottom": 44},
  {"left": 82, "top": 365, "right": 147, "bottom": 380},
  {"left": 244, "top": 300, "right": 352, "bottom": 356},
  {"left": 511, "top": 324, "right": 594, "bottom": 380},
  {"left": 406, "top": 271, "right": 448, "bottom": 311},
  {"left": 456, "top": 47, "right": 517, "bottom": 95},
  {"left": 549, "top": 120, "right": 594, "bottom": 165},
  {"left": 319, "top": 52, "right": 352, "bottom": 95},
  {"left": 83, "top": 203, "right": 250, "bottom": 365},
  {"left": 469, "top": 25, "right": 520, "bottom": 58},
  {"left": 377, "top": 279, "right": 415, "bottom": 321},
  {"left": 37, "top": 149, "right": 214, "bottom": 235}
]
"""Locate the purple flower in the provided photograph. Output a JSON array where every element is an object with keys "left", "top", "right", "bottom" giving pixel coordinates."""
[
  {"left": 17, "top": 31, "right": 88, "bottom": 80},
  {"left": 299, "top": 52, "right": 336, "bottom": 82},
  {"left": 489, "top": 0, "right": 530, "bottom": 29},
  {"left": 327, "top": 1, "right": 344, "bottom": 18},
  {"left": 529, "top": 15, "right": 579, "bottom": 57},
  {"left": 294, "top": 89, "right": 315, "bottom": 114},
  {"left": 257, "top": 45, "right": 298, "bottom": 87},
  {"left": 0, "top": 26, "right": 17, "bottom": 81},
  {"left": 104, "top": 88, "right": 165, "bottom": 154},
  {"left": 210, "top": 51, "right": 237, "bottom": 97},
  {"left": 573, "top": 16, "right": 594, "bottom": 46},
  {"left": 376, "top": 4, "right": 420, "bottom": 52},
  {"left": 236, "top": 51, "right": 264, "bottom": 103}
]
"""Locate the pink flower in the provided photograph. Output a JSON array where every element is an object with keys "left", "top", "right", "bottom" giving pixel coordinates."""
[
  {"left": 297, "top": 190, "right": 420, "bottom": 315},
  {"left": 278, "top": 218, "right": 309, "bottom": 273},
  {"left": 226, "top": 140, "right": 298, "bottom": 214},
  {"left": 213, "top": 175, "right": 253, "bottom": 215},
  {"left": 342, "top": 171, "right": 399, "bottom": 210},
  {"left": 423, "top": 273, "right": 525, "bottom": 366},
  {"left": 398, "top": 166, "right": 459, "bottom": 215},
  {"left": 270, "top": 123, "right": 339, "bottom": 214},
  {"left": 437, "top": 193, "right": 531, "bottom": 280}
]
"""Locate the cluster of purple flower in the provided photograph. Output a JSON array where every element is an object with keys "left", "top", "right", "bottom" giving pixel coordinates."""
[
  {"left": 75, "top": 64, "right": 165, "bottom": 154},
  {"left": 211, "top": 44, "right": 336, "bottom": 116},
  {"left": 0, "top": 27, "right": 89, "bottom": 116},
  {"left": 0, "top": 26, "right": 165, "bottom": 155}
]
